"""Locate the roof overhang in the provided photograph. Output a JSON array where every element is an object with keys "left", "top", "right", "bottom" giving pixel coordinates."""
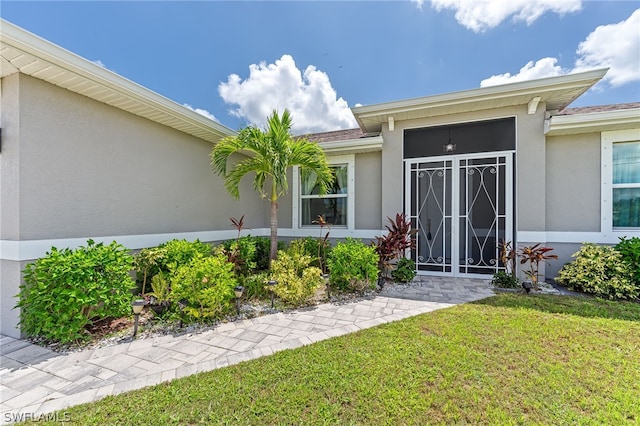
[
  {"left": 351, "top": 69, "right": 609, "bottom": 133},
  {"left": 0, "top": 19, "right": 235, "bottom": 143},
  {"left": 320, "top": 135, "right": 383, "bottom": 155},
  {"left": 546, "top": 108, "right": 640, "bottom": 136}
]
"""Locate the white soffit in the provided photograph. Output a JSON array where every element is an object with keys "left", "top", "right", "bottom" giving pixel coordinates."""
[
  {"left": 546, "top": 108, "right": 640, "bottom": 136},
  {"left": 352, "top": 68, "right": 609, "bottom": 133},
  {"left": 0, "top": 19, "right": 235, "bottom": 143}
]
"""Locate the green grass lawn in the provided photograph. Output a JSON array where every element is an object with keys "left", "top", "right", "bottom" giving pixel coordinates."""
[{"left": 26, "top": 294, "right": 640, "bottom": 425}]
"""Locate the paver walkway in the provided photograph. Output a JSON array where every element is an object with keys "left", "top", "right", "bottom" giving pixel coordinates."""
[{"left": 1, "top": 277, "right": 494, "bottom": 424}]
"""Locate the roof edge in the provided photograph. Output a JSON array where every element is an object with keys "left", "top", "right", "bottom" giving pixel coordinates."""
[
  {"left": 546, "top": 107, "right": 640, "bottom": 136},
  {"left": 321, "top": 135, "right": 383, "bottom": 154},
  {"left": 1, "top": 19, "right": 236, "bottom": 141},
  {"left": 352, "top": 69, "right": 608, "bottom": 116},
  {"left": 351, "top": 69, "right": 608, "bottom": 132}
]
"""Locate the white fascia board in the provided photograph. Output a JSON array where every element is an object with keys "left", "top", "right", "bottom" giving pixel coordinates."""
[
  {"left": 546, "top": 108, "right": 640, "bottom": 136},
  {"left": 320, "top": 135, "right": 383, "bottom": 154},
  {"left": 0, "top": 19, "right": 236, "bottom": 141}
]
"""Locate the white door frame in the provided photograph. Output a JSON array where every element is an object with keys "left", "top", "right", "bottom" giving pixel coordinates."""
[{"left": 405, "top": 151, "right": 514, "bottom": 278}]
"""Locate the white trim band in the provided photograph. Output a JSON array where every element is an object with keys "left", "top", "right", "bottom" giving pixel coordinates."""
[
  {"left": 0, "top": 228, "right": 385, "bottom": 261},
  {"left": 517, "top": 230, "right": 640, "bottom": 245}
]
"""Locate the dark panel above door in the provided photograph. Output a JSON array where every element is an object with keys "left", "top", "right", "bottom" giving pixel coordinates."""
[{"left": 404, "top": 117, "right": 515, "bottom": 159}]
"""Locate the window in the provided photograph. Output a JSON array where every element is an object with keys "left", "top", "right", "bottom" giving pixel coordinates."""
[
  {"left": 293, "top": 154, "right": 355, "bottom": 229},
  {"left": 301, "top": 164, "right": 348, "bottom": 226},
  {"left": 612, "top": 141, "right": 640, "bottom": 228},
  {"left": 602, "top": 130, "right": 640, "bottom": 234}
]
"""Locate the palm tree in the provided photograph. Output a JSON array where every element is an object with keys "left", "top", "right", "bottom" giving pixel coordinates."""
[{"left": 211, "top": 109, "right": 334, "bottom": 261}]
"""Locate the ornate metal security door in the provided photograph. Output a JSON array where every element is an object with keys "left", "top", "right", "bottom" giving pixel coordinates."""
[
  {"left": 406, "top": 153, "right": 512, "bottom": 277},
  {"left": 408, "top": 159, "right": 453, "bottom": 273}
]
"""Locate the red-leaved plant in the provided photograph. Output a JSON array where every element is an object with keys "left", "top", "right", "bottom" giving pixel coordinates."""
[
  {"left": 374, "top": 213, "right": 416, "bottom": 281},
  {"left": 517, "top": 243, "right": 558, "bottom": 291}
]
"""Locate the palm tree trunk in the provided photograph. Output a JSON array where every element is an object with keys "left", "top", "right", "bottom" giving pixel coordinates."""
[{"left": 269, "top": 182, "right": 278, "bottom": 262}]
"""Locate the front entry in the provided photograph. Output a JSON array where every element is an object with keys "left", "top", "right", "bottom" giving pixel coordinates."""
[{"left": 405, "top": 153, "right": 513, "bottom": 277}]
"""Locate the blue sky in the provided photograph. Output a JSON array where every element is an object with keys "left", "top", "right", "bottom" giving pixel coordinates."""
[{"left": 2, "top": 1, "right": 639, "bottom": 133}]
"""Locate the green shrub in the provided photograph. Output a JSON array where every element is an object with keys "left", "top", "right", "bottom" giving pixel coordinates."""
[
  {"left": 491, "top": 270, "right": 520, "bottom": 289},
  {"left": 615, "top": 237, "right": 640, "bottom": 286},
  {"left": 391, "top": 257, "right": 417, "bottom": 283},
  {"left": 220, "top": 236, "right": 257, "bottom": 276},
  {"left": 170, "top": 254, "right": 237, "bottom": 320},
  {"left": 270, "top": 250, "right": 323, "bottom": 306},
  {"left": 239, "top": 272, "right": 271, "bottom": 300},
  {"left": 250, "top": 236, "right": 285, "bottom": 271},
  {"left": 556, "top": 243, "right": 638, "bottom": 300},
  {"left": 148, "top": 272, "right": 171, "bottom": 304},
  {"left": 327, "top": 238, "right": 379, "bottom": 292},
  {"left": 158, "top": 239, "right": 212, "bottom": 272},
  {"left": 133, "top": 246, "right": 166, "bottom": 295},
  {"left": 134, "top": 239, "right": 212, "bottom": 293},
  {"left": 288, "top": 237, "right": 331, "bottom": 272},
  {"left": 17, "top": 240, "right": 135, "bottom": 344}
]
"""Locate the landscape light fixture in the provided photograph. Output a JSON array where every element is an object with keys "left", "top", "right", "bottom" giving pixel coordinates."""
[
  {"left": 322, "top": 273, "right": 330, "bottom": 299},
  {"left": 265, "top": 280, "right": 277, "bottom": 309},
  {"left": 131, "top": 299, "right": 145, "bottom": 338},
  {"left": 234, "top": 286, "right": 245, "bottom": 315}
]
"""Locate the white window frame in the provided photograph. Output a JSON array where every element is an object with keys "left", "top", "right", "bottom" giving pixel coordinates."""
[
  {"left": 293, "top": 154, "right": 355, "bottom": 230},
  {"left": 601, "top": 129, "right": 640, "bottom": 236}
]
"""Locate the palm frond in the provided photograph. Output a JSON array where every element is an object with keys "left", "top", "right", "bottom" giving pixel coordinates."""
[{"left": 224, "top": 156, "right": 269, "bottom": 199}]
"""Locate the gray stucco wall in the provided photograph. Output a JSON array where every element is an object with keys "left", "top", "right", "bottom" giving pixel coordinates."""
[
  {"left": 0, "top": 260, "right": 27, "bottom": 337},
  {"left": 0, "top": 74, "right": 268, "bottom": 337},
  {"left": 545, "top": 133, "right": 601, "bottom": 232},
  {"left": 544, "top": 242, "right": 582, "bottom": 279},
  {"left": 355, "top": 152, "right": 382, "bottom": 229},
  {"left": 515, "top": 106, "right": 547, "bottom": 232},
  {"left": 12, "top": 74, "right": 266, "bottom": 239},
  {"left": 0, "top": 73, "right": 20, "bottom": 241}
]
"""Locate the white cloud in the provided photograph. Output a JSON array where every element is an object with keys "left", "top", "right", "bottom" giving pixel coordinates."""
[
  {"left": 573, "top": 8, "right": 640, "bottom": 87},
  {"left": 429, "top": 0, "right": 582, "bottom": 32},
  {"left": 92, "top": 59, "right": 106, "bottom": 68},
  {"left": 218, "top": 54, "right": 357, "bottom": 134},
  {"left": 183, "top": 104, "right": 218, "bottom": 122},
  {"left": 480, "top": 9, "right": 640, "bottom": 89},
  {"left": 480, "top": 57, "right": 565, "bottom": 87}
]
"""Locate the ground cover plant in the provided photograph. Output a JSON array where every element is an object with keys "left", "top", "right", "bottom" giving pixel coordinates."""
[{"left": 25, "top": 294, "right": 640, "bottom": 425}]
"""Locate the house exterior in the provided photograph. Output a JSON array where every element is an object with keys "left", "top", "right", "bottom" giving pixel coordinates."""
[{"left": 1, "top": 20, "right": 639, "bottom": 337}]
